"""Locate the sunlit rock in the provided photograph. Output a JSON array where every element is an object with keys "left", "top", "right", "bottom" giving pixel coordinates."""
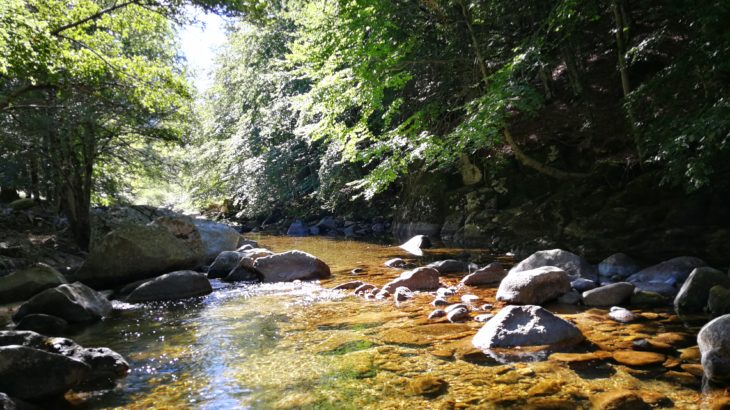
[
  {"left": 473, "top": 305, "right": 584, "bottom": 349},
  {"left": 254, "top": 251, "right": 331, "bottom": 282},
  {"left": 608, "top": 307, "right": 637, "bottom": 323},
  {"left": 496, "top": 266, "right": 571, "bottom": 305},
  {"left": 699, "top": 314, "right": 730, "bottom": 385},
  {"left": 461, "top": 262, "right": 506, "bottom": 286},
  {"left": 510, "top": 249, "right": 596, "bottom": 281},
  {"left": 380, "top": 267, "right": 440, "bottom": 294},
  {"left": 13, "top": 282, "right": 112, "bottom": 324},
  {"left": 398, "top": 235, "right": 432, "bottom": 256},
  {"left": 427, "top": 259, "right": 476, "bottom": 274},
  {"left": 193, "top": 219, "right": 242, "bottom": 263},
  {"left": 207, "top": 251, "right": 243, "bottom": 279},
  {"left": 126, "top": 270, "right": 212, "bottom": 303}
]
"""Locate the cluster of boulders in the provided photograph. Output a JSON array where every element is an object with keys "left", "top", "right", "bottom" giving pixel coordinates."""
[
  {"left": 207, "top": 246, "right": 331, "bottom": 283},
  {"left": 282, "top": 216, "right": 390, "bottom": 238}
]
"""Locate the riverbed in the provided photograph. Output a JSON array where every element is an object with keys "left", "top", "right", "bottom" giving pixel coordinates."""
[{"left": 70, "top": 235, "right": 716, "bottom": 409}]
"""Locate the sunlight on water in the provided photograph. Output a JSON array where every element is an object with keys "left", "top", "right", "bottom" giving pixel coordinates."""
[{"left": 69, "top": 235, "right": 719, "bottom": 409}]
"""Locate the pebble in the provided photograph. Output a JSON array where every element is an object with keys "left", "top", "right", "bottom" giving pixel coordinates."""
[
  {"left": 428, "top": 309, "right": 447, "bottom": 319},
  {"left": 479, "top": 303, "right": 493, "bottom": 311},
  {"left": 461, "top": 294, "right": 479, "bottom": 304},
  {"left": 608, "top": 306, "right": 637, "bottom": 323},
  {"left": 437, "top": 287, "right": 456, "bottom": 298},
  {"left": 474, "top": 314, "right": 494, "bottom": 323},
  {"left": 431, "top": 298, "right": 449, "bottom": 307},
  {"left": 445, "top": 303, "right": 468, "bottom": 313},
  {"left": 447, "top": 307, "right": 469, "bottom": 323},
  {"left": 353, "top": 283, "right": 375, "bottom": 295},
  {"left": 333, "top": 281, "right": 364, "bottom": 290},
  {"left": 393, "top": 286, "right": 414, "bottom": 302},
  {"left": 351, "top": 268, "right": 365, "bottom": 274},
  {"left": 408, "top": 375, "right": 447, "bottom": 396}
]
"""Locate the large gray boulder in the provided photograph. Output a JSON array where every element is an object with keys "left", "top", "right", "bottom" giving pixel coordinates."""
[
  {"left": 0, "top": 345, "right": 90, "bottom": 399},
  {"left": 496, "top": 266, "right": 571, "bottom": 305},
  {"left": 0, "top": 264, "right": 67, "bottom": 304},
  {"left": 286, "top": 220, "right": 308, "bottom": 237},
  {"left": 13, "top": 282, "right": 112, "bottom": 324},
  {"left": 582, "top": 282, "right": 635, "bottom": 307},
  {"left": 472, "top": 305, "right": 584, "bottom": 349},
  {"left": 675, "top": 267, "right": 730, "bottom": 315},
  {"left": 510, "top": 249, "right": 596, "bottom": 281},
  {"left": 0, "top": 330, "right": 129, "bottom": 396},
  {"left": 698, "top": 315, "right": 730, "bottom": 385},
  {"left": 626, "top": 256, "right": 706, "bottom": 286},
  {"left": 126, "top": 271, "right": 212, "bottom": 303},
  {"left": 207, "top": 251, "right": 243, "bottom": 279},
  {"left": 223, "top": 248, "right": 273, "bottom": 282},
  {"left": 253, "top": 251, "right": 330, "bottom": 282},
  {"left": 461, "top": 262, "right": 506, "bottom": 286},
  {"left": 598, "top": 253, "right": 640, "bottom": 282},
  {"left": 192, "top": 219, "right": 241, "bottom": 262},
  {"left": 74, "top": 217, "right": 205, "bottom": 288},
  {"left": 381, "top": 267, "right": 440, "bottom": 294}
]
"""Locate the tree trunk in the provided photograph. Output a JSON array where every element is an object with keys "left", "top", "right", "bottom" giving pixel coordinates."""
[{"left": 612, "top": 0, "right": 631, "bottom": 97}]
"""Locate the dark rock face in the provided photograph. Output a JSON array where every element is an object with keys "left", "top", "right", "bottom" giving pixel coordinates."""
[
  {"left": 698, "top": 315, "right": 730, "bottom": 385},
  {"left": 126, "top": 271, "right": 212, "bottom": 303},
  {"left": 0, "top": 330, "right": 129, "bottom": 399},
  {"left": 496, "top": 267, "right": 571, "bottom": 305},
  {"left": 207, "top": 251, "right": 243, "bottom": 279},
  {"left": 286, "top": 220, "right": 308, "bottom": 237},
  {"left": 15, "top": 314, "right": 68, "bottom": 336},
  {"left": 381, "top": 267, "right": 440, "bottom": 294},
  {"left": 0, "top": 264, "right": 68, "bottom": 304},
  {"left": 510, "top": 249, "right": 596, "bottom": 281},
  {"left": 674, "top": 267, "right": 730, "bottom": 315},
  {"left": 13, "top": 282, "right": 112, "bottom": 324},
  {"left": 709, "top": 286, "right": 730, "bottom": 317},
  {"left": 472, "top": 305, "right": 584, "bottom": 349},
  {"left": 253, "top": 251, "right": 331, "bottom": 282},
  {"left": 74, "top": 217, "right": 205, "bottom": 288},
  {"left": 626, "top": 256, "right": 707, "bottom": 286},
  {"left": 598, "top": 253, "right": 640, "bottom": 282}
]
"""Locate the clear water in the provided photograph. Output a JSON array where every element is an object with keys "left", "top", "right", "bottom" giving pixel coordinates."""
[{"left": 66, "top": 235, "right": 721, "bottom": 409}]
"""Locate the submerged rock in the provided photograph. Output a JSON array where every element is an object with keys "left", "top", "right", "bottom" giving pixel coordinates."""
[
  {"left": 13, "top": 282, "right": 112, "bottom": 324},
  {"left": 126, "top": 271, "right": 212, "bottom": 303},
  {"left": 626, "top": 256, "right": 706, "bottom": 286},
  {"left": 384, "top": 258, "right": 410, "bottom": 269},
  {"left": 207, "top": 251, "right": 243, "bottom": 279},
  {"left": 612, "top": 350, "right": 665, "bottom": 367},
  {"left": 496, "top": 266, "right": 571, "bottom": 305},
  {"left": 0, "top": 264, "right": 68, "bottom": 305},
  {"left": 254, "top": 251, "right": 331, "bottom": 282},
  {"left": 592, "top": 390, "right": 650, "bottom": 410},
  {"left": 399, "top": 235, "right": 432, "bottom": 256},
  {"left": 381, "top": 267, "right": 440, "bottom": 294},
  {"left": 408, "top": 375, "right": 447, "bottom": 396},
  {"left": 461, "top": 262, "right": 506, "bottom": 286},
  {"left": 698, "top": 314, "right": 730, "bottom": 385},
  {"left": 674, "top": 267, "right": 730, "bottom": 315},
  {"left": 472, "top": 305, "right": 584, "bottom": 349},
  {"left": 510, "top": 249, "right": 596, "bottom": 281},
  {"left": 74, "top": 217, "right": 205, "bottom": 288},
  {"left": 582, "top": 282, "right": 635, "bottom": 307}
]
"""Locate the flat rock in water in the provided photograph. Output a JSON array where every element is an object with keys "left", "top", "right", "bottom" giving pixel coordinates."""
[
  {"left": 399, "top": 235, "right": 431, "bottom": 256},
  {"left": 384, "top": 258, "right": 409, "bottom": 268},
  {"left": 461, "top": 262, "right": 506, "bottom": 286},
  {"left": 612, "top": 350, "right": 666, "bottom": 366},
  {"left": 592, "top": 390, "right": 651, "bottom": 410},
  {"left": 497, "top": 266, "right": 571, "bottom": 305},
  {"left": 510, "top": 249, "right": 596, "bottom": 281},
  {"left": 381, "top": 267, "right": 440, "bottom": 294},
  {"left": 13, "top": 282, "right": 111, "bottom": 324},
  {"left": 582, "top": 282, "right": 635, "bottom": 307},
  {"left": 126, "top": 270, "right": 212, "bottom": 303},
  {"left": 472, "top": 305, "right": 584, "bottom": 349},
  {"left": 626, "top": 256, "right": 706, "bottom": 286},
  {"left": 0, "top": 263, "right": 68, "bottom": 305},
  {"left": 254, "top": 250, "right": 331, "bottom": 282},
  {"left": 427, "top": 259, "right": 475, "bottom": 274},
  {"left": 333, "top": 281, "right": 364, "bottom": 290}
]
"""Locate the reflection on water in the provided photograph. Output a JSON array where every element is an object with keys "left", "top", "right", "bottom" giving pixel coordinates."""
[{"left": 69, "top": 235, "right": 721, "bottom": 409}]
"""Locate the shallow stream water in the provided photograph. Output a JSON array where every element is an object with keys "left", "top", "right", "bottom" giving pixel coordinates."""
[{"left": 70, "top": 235, "right": 723, "bottom": 409}]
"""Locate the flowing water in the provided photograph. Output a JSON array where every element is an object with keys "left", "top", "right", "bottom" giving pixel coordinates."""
[{"left": 69, "top": 235, "right": 722, "bottom": 409}]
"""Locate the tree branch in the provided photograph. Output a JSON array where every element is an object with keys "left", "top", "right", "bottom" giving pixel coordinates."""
[
  {"left": 50, "top": 0, "right": 143, "bottom": 35},
  {"left": 503, "top": 128, "right": 589, "bottom": 179}
]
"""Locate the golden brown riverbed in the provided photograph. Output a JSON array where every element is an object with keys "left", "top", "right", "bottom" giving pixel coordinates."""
[{"left": 71, "top": 235, "right": 729, "bottom": 409}]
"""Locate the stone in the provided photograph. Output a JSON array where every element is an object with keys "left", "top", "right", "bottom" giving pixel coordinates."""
[
  {"left": 699, "top": 314, "right": 730, "bottom": 384},
  {"left": 126, "top": 271, "right": 212, "bottom": 303},
  {"left": 608, "top": 307, "right": 636, "bottom": 323},
  {"left": 630, "top": 289, "right": 670, "bottom": 307},
  {"left": 428, "top": 309, "right": 446, "bottom": 319},
  {"left": 393, "top": 286, "right": 414, "bottom": 302},
  {"left": 436, "top": 287, "right": 456, "bottom": 298},
  {"left": 399, "top": 235, "right": 432, "bottom": 256},
  {"left": 472, "top": 305, "right": 584, "bottom": 349},
  {"left": 632, "top": 282, "right": 677, "bottom": 298},
  {"left": 380, "top": 267, "right": 440, "bottom": 294},
  {"left": 354, "top": 284, "right": 376, "bottom": 295},
  {"left": 207, "top": 251, "right": 243, "bottom": 279},
  {"left": 571, "top": 278, "right": 597, "bottom": 292},
  {"left": 223, "top": 248, "right": 274, "bottom": 282},
  {"left": 384, "top": 258, "right": 409, "bottom": 269},
  {"left": 0, "top": 345, "right": 90, "bottom": 399},
  {"left": 15, "top": 313, "right": 68, "bottom": 335},
  {"left": 510, "top": 249, "right": 596, "bottom": 281},
  {"left": 0, "top": 264, "right": 68, "bottom": 304},
  {"left": 474, "top": 313, "right": 494, "bottom": 323},
  {"left": 237, "top": 239, "right": 258, "bottom": 250},
  {"left": 557, "top": 290, "right": 581, "bottom": 305},
  {"left": 254, "top": 251, "right": 331, "bottom": 282},
  {"left": 286, "top": 220, "right": 308, "bottom": 236},
  {"left": 592, "top": 390, "right": 650, "bottom": 410},
  {"left": 582, "top": 282, "right": 635, "bottom": 307},
  {"left": 13, "top": 282, "right": 111, "bottom": 324},
  {"left": 447, "top": 307, "right": 469, "bottom": 323},
  {"left": 461, "top": 295, "right": 479, "bottom": 304},
  {"left": 674, "top": 267, "right": 730, "bottom": 315},
  {"left": 598, "top": 253, "right": 640, "bottom": 281},
  {"left": 408, "top": 375, "right": 447, "bottom": 396},
  {"left": 496, "top": 266, "right": 571, "bottom": 305},
  {"left": 192, "top": 219, "right": 241, "bottom": 262},
  {"left": 709, "top": 286, "right": 730, "bottom": 317},
  {"left": 427, "top": 259, "right": 475, "bottom": 274},
  {"left": 612, "top": 350, "right": 666, "bottom": 366},
  {"left": 445, "top": 303, "right": 468, "bottom": 313},
  {"left": 8, "top": 198, "right": 35, "bottom": 211},
  {"left": 626, "top": 256, "right": 706, "bottom": 286},
  {"left": 74, "top": 217, "right": 205, "bottom": 288},
  {"left": 431, "top": 298, "right": 448, "bottom": 307},
  {"left": 333, "top": 281, "right": 364, "bottom": 290},
  {"left": 461, "top": 262, "right": 506, "bottom": 286}
]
